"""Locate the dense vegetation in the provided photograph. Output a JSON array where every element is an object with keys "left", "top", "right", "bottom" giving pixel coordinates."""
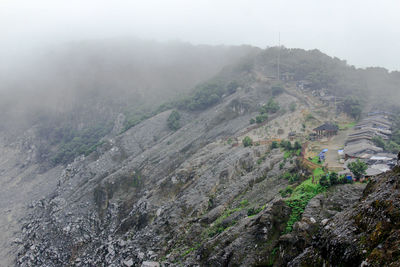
[
  {"left": 175, "top": 81, "right": 239, "bottom": 111},
  {"left": 177, "top": 82, "right": 224, "bottom": 110},
  {"left": 284, "top": 169, "right": 353, "bottom": 234},
  {"left": 284, "top": 178, "right": 325, "bottom": 233},
  {"left": 49, "top": 122, "right": 113, "bottom": 165}
]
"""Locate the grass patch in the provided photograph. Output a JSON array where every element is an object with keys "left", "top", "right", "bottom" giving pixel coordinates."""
[
  {"left": 339, "top": 121, "right": 356, "bottom": 130},
  {"left": 279, "top": 186, "right": 294, "bottom": 197},
  {"left": 284, "top": 178, "right": 326, "bottom": 233},
  {"left": 313, "top": 167, "right": 325, "bottom": 178},
  {"left": 247, "top": 204, "right": 266, "bottom": 217},
  {"left": 310, "top": 156, "right": 322, "bottom": 165},
  {"left": 281, "top": 171, "right": 300, "bottom": 184},
  {"left": 204, "top": 199, "right": 251, "bottom": 238},
  {"left": 284, "top": 149, "right": 301, "bottom": 160},
  {"left": 205, "top": 206, "right": 243, "bottom": 237},
  {"left": 181, "top": 243, "right": 201, "bottom": 257}
]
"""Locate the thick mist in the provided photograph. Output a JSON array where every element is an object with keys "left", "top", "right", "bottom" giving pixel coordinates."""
[
  {"left": 1, "top": 0, "right": 400, "bottom": 70},
  {"left": 0, "top": 39, "right": 257, "bottom": 135}
]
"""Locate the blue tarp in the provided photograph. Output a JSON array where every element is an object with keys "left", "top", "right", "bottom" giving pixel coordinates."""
[
  {"left": 346, "top": 175, "right": 353, "bottom": 180},
  {"left": 322, "top": 149, "right": 328, "bottom": 153}
]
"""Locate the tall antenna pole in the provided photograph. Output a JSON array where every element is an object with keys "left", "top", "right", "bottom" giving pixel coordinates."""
[{"left": 277, "top": 32, "right": 281, "bottom": 81}]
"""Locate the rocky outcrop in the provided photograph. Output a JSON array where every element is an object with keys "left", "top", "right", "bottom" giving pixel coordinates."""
[
  {"left": 289, "top": 167, "right": 400, "bottom": 267},
  {"left": 11, "top": 75, "right": 400, "bottom": 266},
  {"left": 15, "top": 86, "right": 301, "bottom": 266},
  {"left": 277, "top": 183, "right": 366, "bottom": 266}
]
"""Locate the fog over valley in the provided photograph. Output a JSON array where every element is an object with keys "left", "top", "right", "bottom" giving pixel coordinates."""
[{"left": 1, "top": 1, "right": 400, "bottom": 267}]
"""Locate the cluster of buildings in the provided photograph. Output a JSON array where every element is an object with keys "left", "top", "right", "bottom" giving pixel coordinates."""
[{"left": 342, "top": 112, "right": 396, "bottom": 177}]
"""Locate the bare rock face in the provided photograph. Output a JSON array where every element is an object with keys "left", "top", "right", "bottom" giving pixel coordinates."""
[
  {"left": 16, "top": 87, "right": 300, "bottom": 266},
  {"left": 11, "top": 74, "right": 399, "bottom": 267}
]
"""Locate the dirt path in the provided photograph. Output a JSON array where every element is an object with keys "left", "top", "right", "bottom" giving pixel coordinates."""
[{"left": 324, "top": 129, "right": 353, "bottom": 170}]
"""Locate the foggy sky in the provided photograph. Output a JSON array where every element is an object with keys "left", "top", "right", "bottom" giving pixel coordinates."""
[{"left": 1, "top": 0, "right": 399, "bottom": 70}]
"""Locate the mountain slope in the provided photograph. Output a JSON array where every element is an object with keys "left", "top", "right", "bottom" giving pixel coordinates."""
[{"left": 3, "top": 45, "right": 400, "bottom": 266}]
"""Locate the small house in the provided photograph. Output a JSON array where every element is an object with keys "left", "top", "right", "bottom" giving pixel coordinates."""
[
  {"left": 313, "top": 123, "right": 338, "bottom": 137},
  {"left": 288, "top": 131, "right": 297, "bottom": 141}
]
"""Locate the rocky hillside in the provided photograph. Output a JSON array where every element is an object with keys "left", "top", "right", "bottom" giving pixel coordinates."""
[
  {"left": 289, "top": 167, "right": 400, "bottom": 267},
  {"left": 16, "top": 75, "right": 295, "bottom": 266},
  {"left": 2, "top": 45, "right": 400, "bottom": 267}
]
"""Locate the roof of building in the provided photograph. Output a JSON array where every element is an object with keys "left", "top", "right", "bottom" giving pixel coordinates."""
[
  {"left": 366, "top": 164, "right": 391, "bottom": 176},
  {"left": 370, "top": 156, "right": 393, "bottom": 161},
  {"left": 349, "top": 127, "right": 391, "bottom": 137},
  {"left": 365, "top": 168, "right": 384, "bottom": 176},
  {"left": 313, "top": 123, "right": 339, "bottom": 131},
  {"left": 357, "top": 118, "right": 391, "bottom": 127},
  {"left": 375, "top": 153, "right": 397, "bottom": 159},
  {"left": 344, "top": 140, "right": 383, "bottom": 156},
  {"left": 346, "top": 135, "right": 374, "bottom": 143}
]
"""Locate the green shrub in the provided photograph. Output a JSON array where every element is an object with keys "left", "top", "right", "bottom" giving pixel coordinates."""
[
  {"left": 293, "top": 141, "right": 302, "bottom": 150},
  {"left": 260, "top": 99, "right": 280, "bottom": 114},
  {"left": 177, "top": 82, "right": 225, "bottom": 110},
  {"left": 247, "top": 205, "right": 265, "bottom": 216},
  {"left": 167, "top": 110, "right": 181, "bottom": 131},
  {"left": 240, "top": 199, "right": 249, "bottom": 207},
  {"left": 256, "top": 114, "right": 268, "bottom": 124},
  {"left": 329, "top": 172, "right": 339, "bottom": 185},
  {"left": 385, "top": 141, "right": 400, "bottom": 153},
  {"left": 270, "top": 141, "right": 278, "bottom": 149},
  {"left": 319, "top": 174, "right": 330, "bottom": 187},
  {"left": 279, "top": 186, "right": 293, "bottom": 197},
  {"left": 282, "top": 172, "right": 300, "bottom": 184},
  {"left": 242, "top": 136, "right": 253, "bottom": 147},
  {"left": 279, "top": 162, "right": 285, "bottom": 170},
  {"left": 280, "top": 140, "right": 292, "bottom": 150},
  {"left": 347, "top": 159, "right": 368, "bottom": 180},
  {"left": 250, "top": 118, "right": 256, "bottom": 124}
]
